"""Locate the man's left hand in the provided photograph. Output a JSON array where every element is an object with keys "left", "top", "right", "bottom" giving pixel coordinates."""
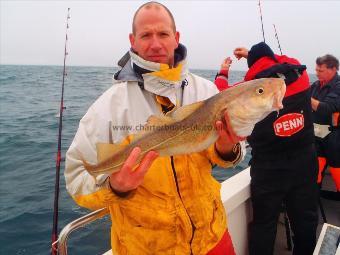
[{"left": 220, "top": 57, "right": 232, "bottom": 72}]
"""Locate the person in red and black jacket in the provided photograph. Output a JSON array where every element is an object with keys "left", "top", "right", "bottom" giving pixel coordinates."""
[
  {"left": 215, "top": 42, "right": 319, "bottom": 255},
  {"left": 311, "top": 54, "right": 340, "bottom": 198}
]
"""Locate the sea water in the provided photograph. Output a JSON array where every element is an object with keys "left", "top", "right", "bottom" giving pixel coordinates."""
[{"left": 0, "top": 65, "right": 316, "bottom": 254}]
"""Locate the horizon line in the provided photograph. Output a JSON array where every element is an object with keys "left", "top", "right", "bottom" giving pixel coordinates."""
[{"left": 0, "top": 63, "right": 318, "bottom": 74}]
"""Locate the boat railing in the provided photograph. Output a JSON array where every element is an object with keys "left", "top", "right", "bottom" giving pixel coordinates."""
[{"left": 52, "top": 207, "right": 109, "bottom": 255}]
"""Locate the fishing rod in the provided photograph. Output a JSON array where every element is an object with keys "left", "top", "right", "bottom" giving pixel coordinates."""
[
  {"left": 273, "top": 24, "right": 283, "bottom": 55},
  {"left": 51, "top": 8, "right": 70, "bottom": 255},
  {"left": 258, "top": 0, "right": 266, "bottom": 42}
]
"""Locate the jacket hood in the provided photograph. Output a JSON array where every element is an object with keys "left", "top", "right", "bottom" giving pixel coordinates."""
[
  {"left": 113, "top": 43, "right": 187, "bottom": 83},
  {"left": 113, "top": 44, "right": 189, "bottom": 105},
  {"left": 247, "top": 42, "right": 277, "bottom": 68}
]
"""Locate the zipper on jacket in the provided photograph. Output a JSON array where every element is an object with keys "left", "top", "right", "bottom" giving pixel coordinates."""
[
  {"left": 170, "top": 156, "right": 195, "bottom": 254},
  {"left": 170, "top": 156, "right": 181, "bottom": 198}
]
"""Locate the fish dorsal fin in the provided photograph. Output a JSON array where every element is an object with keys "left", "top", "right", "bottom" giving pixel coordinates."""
[
  {"left": 146, "top": 114, "right": 174, "bottom": 126},
  {"left": 145, "top": 101, "right": 204, "bottom": 129},
  {"left": 166, "top": 101, "right": 204, "bottom": 121},
  {"left": 130, "top": 115, "right": 175, "bottom": 142},
  {"left": 132, "top": 102, "right": 204, "bottom": 142},
  {"left": 96, "top": 143, "right": 124, "bottom": 162}
]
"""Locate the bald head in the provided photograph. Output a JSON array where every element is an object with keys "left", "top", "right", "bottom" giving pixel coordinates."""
[
  {"left": 132, "top": 1, "right": 176, "bottom": 35},
  {"left": 129, "top": 1, "right": 180, "bottom": 65}
]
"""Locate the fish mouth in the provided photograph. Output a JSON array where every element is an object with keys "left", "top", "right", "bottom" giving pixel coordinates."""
[{"left": 272, "top": 83, "right": 286, "bottom": 110}]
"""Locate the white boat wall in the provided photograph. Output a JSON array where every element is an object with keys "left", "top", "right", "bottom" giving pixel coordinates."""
[{"left": 221, "top": 167, "right": 252, "bottom": 255}]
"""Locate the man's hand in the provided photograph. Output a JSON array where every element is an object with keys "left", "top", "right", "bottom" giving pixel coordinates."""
[
  {"left": 109, "top": 147, "right": 159, "bottom": 193},
  {"left": 311, "top": 97, "right": 320, "bottom": 111},
  {"left": 215, "top": 111, "right": 245, "bottom": 160},
  {"left": 220, "top": 57, "right": 233, "bottom": 72},
  {"left": 233, "top": 47, "right": 249, "bottom": 60}
]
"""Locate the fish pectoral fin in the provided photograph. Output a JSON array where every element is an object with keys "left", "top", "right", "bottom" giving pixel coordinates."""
[
  {"left": 96, "top": 143, "right": 125, "bottom": 162},
  {"left": 166, "top": 101, "right": 204, "bottom": 121}
]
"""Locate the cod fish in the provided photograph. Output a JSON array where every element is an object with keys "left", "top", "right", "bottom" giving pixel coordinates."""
[{"left": 83, "top": 78, "right": 286, "bottom": 177}]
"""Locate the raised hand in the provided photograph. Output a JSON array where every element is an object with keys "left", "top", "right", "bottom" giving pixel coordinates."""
[
  {"left": 220, "top": 57, "right": 233, "bottom": 72},
  {"left": 233, "top": 47, "right": 249, "bottom": 60}
]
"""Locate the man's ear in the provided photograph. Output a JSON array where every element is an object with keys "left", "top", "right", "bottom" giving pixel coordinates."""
[
  {"left": 129, "top": 33, "right": 135, "bottom": 49},
  {"left": 175, "top": 31, "right": 180, "bottom": 45}
]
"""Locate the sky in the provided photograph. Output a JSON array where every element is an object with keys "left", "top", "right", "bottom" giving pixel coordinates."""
[{"left": 1, "top": 0, "right": 339, "bottom": 72}]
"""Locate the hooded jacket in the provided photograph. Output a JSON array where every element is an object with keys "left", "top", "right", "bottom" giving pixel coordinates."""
[
  {"left": 65, "top": 45, "right": 244, "bottom": 255},
  {"left": 245, "top": 43, "right": 315, "bottom": 159},
  {"left": 214, "top": 42, "right": 314, "bottom": 159}
]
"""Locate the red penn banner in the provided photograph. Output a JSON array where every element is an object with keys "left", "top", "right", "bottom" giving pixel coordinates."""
[{"left": 273, "top": 113, "right": 304, "bottom": 137}]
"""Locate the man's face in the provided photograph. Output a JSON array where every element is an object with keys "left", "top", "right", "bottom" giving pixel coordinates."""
[
  {"left": 315, "top": 64, "right": 337, "bottom": 84},
  {"left": 129, "top": 7, "right": 179, "bottom": 66}
]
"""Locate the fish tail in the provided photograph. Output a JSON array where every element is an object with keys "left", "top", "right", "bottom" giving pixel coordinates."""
[
  {"left": 75, "top": 148, "right": 98, "bottom": 176},
  {"left": 82, "top": 158, "right": 95, "bottom": 172},
  {"left": 83, "top": 161, "right": 120, "bottom": 177},
  {"left": 81, "top": 158, "right": 107, "bottom": 178},
  {"left": 80, "top": 157, "right": 100, "bottom": 178}
]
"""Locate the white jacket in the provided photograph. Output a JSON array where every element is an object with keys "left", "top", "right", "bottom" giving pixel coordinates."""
[{"left": 65, "top": 71, "right": 245, "bottom": 197}]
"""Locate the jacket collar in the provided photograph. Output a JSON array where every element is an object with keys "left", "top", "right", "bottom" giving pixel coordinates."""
[
  {"left": 317, "top": 73, "right": 339, "bottom": 88},
  {"left": 114, "top": 44, "right": 188, "bottom": 105}
]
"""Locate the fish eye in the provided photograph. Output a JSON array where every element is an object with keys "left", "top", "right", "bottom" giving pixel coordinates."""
[{"left": 256, "top": 87, "right": 264, "bottom": 95}]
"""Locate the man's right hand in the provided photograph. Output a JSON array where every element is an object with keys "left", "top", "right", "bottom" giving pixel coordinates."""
[
  {"left": 109, "top": 147, "right": 159, "bottom": 193},
  {"left": 234, "top": 47, "right": 249, "bottom": 60}
]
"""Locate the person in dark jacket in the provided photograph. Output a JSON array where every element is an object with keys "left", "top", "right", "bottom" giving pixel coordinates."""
[
  {"left": 311, "top": 54, "right": 340, "bottom": 196},
  {"left": 215, "top": 42, "right": 319, "bottom": 255}
]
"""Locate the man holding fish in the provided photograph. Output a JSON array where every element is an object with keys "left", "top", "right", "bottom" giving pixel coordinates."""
[{"left": 65, "top": 2, "right": 285, "bottom": 254}]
